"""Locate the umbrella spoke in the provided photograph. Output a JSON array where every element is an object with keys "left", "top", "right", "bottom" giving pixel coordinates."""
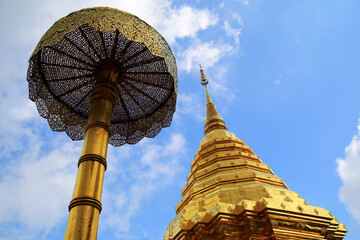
[
  {"left": 40, "top": 62, "right": 92, "bottom": 71},
  {"left": 119, "top": 82, "right": 147, "bottom": 115},
  {"left": 116, "top": 40, "right": 132, "bottom": 60},
  {"left": 120, "top": 46, "right": 147, "bottom": 64},
  {"left": 58, "top": 81, "right": 92, "bottom": 97},
  {"left": 122, "top": 56, "right": 163, "bottom": 70},
  {"left": 122, "top": 78, "right": 161, "bottom": 105},
  {"left": 47, "top": 73, "right": 94, "bottom": 83},
  {"left": 111, "top": 30, "right": 119, "bottom": 59},
  {"left": 125, "top": 71, "right": 171, "bottom": 75},
  {"left": 117, "top": 88, "right": 132, "bottom": 121},
  {"left": 79, "top": 27, "right": 102, "bottom": 60},
  {"left": 74, "top": 91, "right": 91, "bottom": 109},
  {"left": 99, "top": 31, "right": 107, "bottom": 58},
  {"left": 64, "top": 36, "right": 97, "bottom": 64},
  {"left": 47, "top": 46, "right": 94, "bottom": 68},
  {"left": 123, "top": 75, "right": 172, "bottom": 90}
]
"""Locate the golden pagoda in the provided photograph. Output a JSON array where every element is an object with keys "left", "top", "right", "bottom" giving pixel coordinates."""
[{"left": 164, "top": 67, "right": 347, "bottom": 240}]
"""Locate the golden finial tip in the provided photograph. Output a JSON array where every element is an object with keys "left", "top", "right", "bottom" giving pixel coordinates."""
[{"left": 200, "top": 64, "right": 208, "bottom": 86}]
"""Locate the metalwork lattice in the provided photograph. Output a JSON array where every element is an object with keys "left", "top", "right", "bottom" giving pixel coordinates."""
[{"left": 27, "top": 7, "right": 177, "bottom": 146}]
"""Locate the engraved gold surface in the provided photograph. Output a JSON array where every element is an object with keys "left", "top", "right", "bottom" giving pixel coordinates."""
[
  {"left": 164, "top": 70, "right": 346, "bottom": 240},
  {"left": 30, "top": 7, "right": 177, "bottom": 77},
  {"left": 27, "top": 7, "right": 177, "bottom": 146}
]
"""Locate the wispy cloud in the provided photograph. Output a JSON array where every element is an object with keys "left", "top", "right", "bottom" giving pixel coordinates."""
[
  {"left": 206, "top": 66, "right": 237, "bottom": 114},
  {"left": 175, "top": 92, "right": 204, "bottom": 122},
  {"left": 223, "top": 21, "right": 242, "bottom": 45},
  {"left": 157, "top": 6, "right": 218, "bottom": 43},
  {"left": 178, "top": 39, "right": 233, "bottom": 72},
  {"left": 336, "top": 119, "right": 360, "bottom": 224},
  {"left": 0, "top": 135, "right": 79, "bottom": 239},
  {"left": 232, "top": 13, "right": 244, "bottom": 26},
  {"left": 274, "top": 75, "right": 282, "bottom": 85},
  {"left": 101, "top": 133, "right": 186, "bottom": 233}
]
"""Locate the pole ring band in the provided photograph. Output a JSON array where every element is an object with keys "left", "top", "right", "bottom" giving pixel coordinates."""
[
  {"left": 85, "top": 121, "right": 111, "bottom": 135},
  {"left": 78, "top": 154, "right": 107, "bottom": 170},
  {"left": 68, "top": 196, "right": 102, "bottom": 212}
]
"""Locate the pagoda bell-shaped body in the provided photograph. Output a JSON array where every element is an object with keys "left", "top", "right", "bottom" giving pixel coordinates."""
[{"left": 164, "top": 67, "right": 346, "bottom": 240}]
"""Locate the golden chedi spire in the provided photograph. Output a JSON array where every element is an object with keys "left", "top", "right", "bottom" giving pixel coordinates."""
[
  {"left": 200, "top": 65, "right": 227, "bottom": 135},
  {"left": 164, "top": 67, "right": 346, "bottom": 240}
]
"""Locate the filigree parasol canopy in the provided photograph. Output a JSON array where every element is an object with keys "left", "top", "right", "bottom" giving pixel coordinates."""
[{"left": 27, "top": 7, "right": 177, "bottom": 146}]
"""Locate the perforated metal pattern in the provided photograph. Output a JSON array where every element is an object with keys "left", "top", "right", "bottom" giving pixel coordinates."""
[{"left": 27, "top": 8, "right": 177, "bottom": 146}]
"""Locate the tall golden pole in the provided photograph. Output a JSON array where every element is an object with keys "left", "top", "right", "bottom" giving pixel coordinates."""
[{"left": 65, "top": 66, "right": 119, "bottom": 239}]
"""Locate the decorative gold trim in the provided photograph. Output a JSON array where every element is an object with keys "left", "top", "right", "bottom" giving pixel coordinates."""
[
  {"left": 68, "top": 196, "right": 102, "bottom": 212},
  {"left": 78, "top": 154, "right": 107, "bottom": 170},
  {"left": 85, "top": 121, "right": 112, "bottom": 135}
]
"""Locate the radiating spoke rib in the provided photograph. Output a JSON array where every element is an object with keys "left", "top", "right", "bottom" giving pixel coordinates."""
[
  {"left": 74, "top": 91, "right": 91, "bottom": 109},
  {"left": 122, "top": 56, "right": 163, "bottom": 70},
  {"left": 63, "top": 36, "right": 97, "bottom": 64},
  {"left": 40, "top": 62, "right": 92, "bottom": 71},
  {"left": 111, "top": 30, "right": 119, "bottom": 59},
  {"left": 116, "top": 40, "right": 132, "bottom": 60},
  {"left": 126, "top": 71, "right": 170, "bottom": 75},
  {"left": 47, "top": 46, "right": 94, "bottom": 68},
  {"left": 124, "top": 75, "right": 172, "bottom": 90},
  {"left": 119, "top": 82, "right": 147, "bottom": 115},
  {"left": 79, "top": 27, "right": 102, "bottom": 60},
  {"left": 47, "top": 73, "right": 94, "bottom": 83},
  {"left": 116, "top": 88, "right": 131, "bottom": 121},
  {"left": 120, "top": 46, "right": 148, "bottom": 64},
  {"left": 99, "top": 31, "right": 107, "bottom": 58},
  {"left": 122, "top": 78, "right": 161, "bottom": 105},
  {"left": 58, "top": 81, "right": 92, "bottom": 98}
]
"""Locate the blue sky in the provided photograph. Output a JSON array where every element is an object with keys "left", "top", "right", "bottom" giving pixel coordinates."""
[{"left": 0, "top": 0, "right": 359, "bottom": 239}]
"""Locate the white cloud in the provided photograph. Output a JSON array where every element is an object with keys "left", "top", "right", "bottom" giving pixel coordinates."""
[
  {"left": 175, "top": 92, "right": 204, "bottom": 122},
  {"left": 207, "top": 66, "right": 237, "bottom": 113},
  {"left": 0, "top": 0, "right": 217, "bottom": 49},
  {"left": 9, "top": 101, "right": 38, "bottom": 121},
  {"left": 178, "top": 39, "right": 233, "bottom": 72},
  {"left": 336, "top": 120, "right": 360, "bottom": 224},
  {"left": 274, "top": 75, "right": 282, "bottom": 85},
  {"left": 232, "top": 13, "right": 244, "bottom": 26},
  {"left": 223, "top": 20, "right": 242, "bottom": 45},
  {"left": 101, "top": 133, "right": 186, "bottom": 233},
  {"left": 86, "top": 0, "right": 218, "bottom": 44},
  {"left": 158, "top": 5, "right": 218, "bottom": 43},
  {"left": 0, "top": 136, "right": 79, "bottom": 239},
  {"left": 243, "top": 0, "right": 249, "bottom": 5}
]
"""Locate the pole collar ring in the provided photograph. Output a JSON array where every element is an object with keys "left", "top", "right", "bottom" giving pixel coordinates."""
[
  {"left": 68, "top": 196, "right": 102, "bottom": 212},
  {"left": 85, "top": 121, "right": 111, "bottom": 135},
  {"left": 78, "top": 154, "right": 107, "bottom": 170}
]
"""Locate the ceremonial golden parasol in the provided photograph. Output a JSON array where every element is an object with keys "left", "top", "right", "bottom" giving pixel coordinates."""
[{"left": 27, "top": 7, "right": 177, "bottom": 239}]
